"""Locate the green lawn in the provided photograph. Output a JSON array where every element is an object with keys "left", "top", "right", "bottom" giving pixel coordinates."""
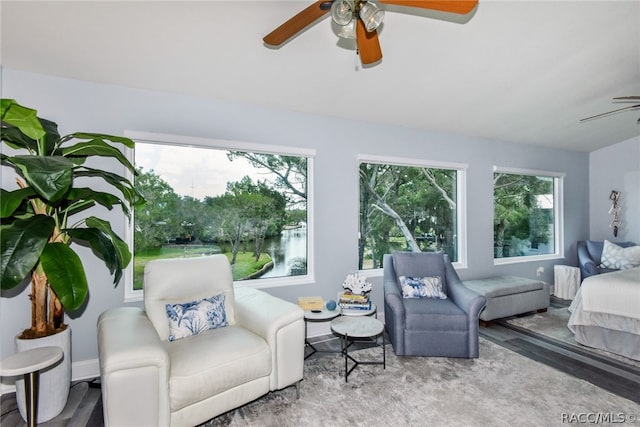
[{"left": 133, "top": 246, "right": 272, "bottom": 290}]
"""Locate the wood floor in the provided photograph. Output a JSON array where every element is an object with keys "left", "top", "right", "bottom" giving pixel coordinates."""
[
  {"left": 2, "top": 297, "right": 638, "bottom": 426},
  {"left": 0, "top": 380, "right": 103, "bottom": 427},
  {"left": 481, "top": 320, "right": 640, "bottom": 404}
]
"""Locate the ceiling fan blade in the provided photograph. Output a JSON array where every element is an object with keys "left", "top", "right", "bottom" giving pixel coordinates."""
[
  {"left": 263, "top": 1, "right": 331, "bottom": 47},
  {"left": 580, "top": 104, "right": 640, "bottom": 122},
  {"left": 356, "top": 20, "right": 383, "bottom": 65},
  {"left": 613, "top": 96, "right": 640, "bottom": 101},
  {"left": 378, "top": 0, "right": 478, "bottom": 15}
]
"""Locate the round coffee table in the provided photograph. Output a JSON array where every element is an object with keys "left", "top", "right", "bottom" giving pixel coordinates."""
[
  {"left": 330, "top": 316, "right": 385, "bottom": 382},
  {"left": 304, "top": 307, "right": 341, "bottom": 359}
]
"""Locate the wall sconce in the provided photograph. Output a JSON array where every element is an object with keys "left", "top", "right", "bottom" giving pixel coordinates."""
[{"left": 608, "top": 190, "right": 622, "bottom": 237}]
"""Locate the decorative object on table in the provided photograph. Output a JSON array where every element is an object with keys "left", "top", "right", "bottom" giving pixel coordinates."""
[
  {"left": 340, "top": 272, "right": 372, "bottom": 310},
  {"left": 325, "top": 299, "right": 337, "bottom": 311},
  {"left": 342, "top": 272, "right": 372, "bottom": 295},
  {"left": 339, "top": 292, "right": 372, "bottom": 310},
  {"left": 298, "top": 296, "right": 324, "bottom": 311},
  {"left": 608, "top": 190, "right": 622, "bottom": 237},
  {"left": 0, "top": 99, "right": 144, "bottom": 422}
]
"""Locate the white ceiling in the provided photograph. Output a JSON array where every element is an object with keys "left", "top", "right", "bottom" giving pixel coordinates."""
[{"left": 1, "top": 0, "right": 639, "bottom": 152}]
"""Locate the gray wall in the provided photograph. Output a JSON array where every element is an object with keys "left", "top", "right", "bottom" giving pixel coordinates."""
[
  {"left": 589, "top": 137, "right": 640, "bottom": 243},
  {"left": 1, "top": 69, "right": 591, "bottom": 374}
]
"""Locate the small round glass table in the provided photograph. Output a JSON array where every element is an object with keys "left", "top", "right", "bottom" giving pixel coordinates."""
[{"left": 330, "top": 316, "right": 385, "bottom": 382}]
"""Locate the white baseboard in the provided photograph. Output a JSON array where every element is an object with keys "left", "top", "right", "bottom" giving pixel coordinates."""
[
  {"left": 72, "top": 358, "right": 101, "bottom": 381},
  {"left": 1, "top": 359, "right": 100, "bottom": 396}
]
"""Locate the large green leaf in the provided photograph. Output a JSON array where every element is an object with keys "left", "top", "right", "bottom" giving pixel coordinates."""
[
  {"left": 9, "top": 155, "right": 74, "bottom": 202},
  {"left": 65, "top": 187, "right": 126, "bottom": 215},
  {"left": 38, "top": 118, "right": 62, "bottom": 156},
  {"left": 1, "top": 117, "right": 60, "bottom": 155},
  {"left": 62, "top": 138, "right": 136, "bottom": 174},
  {"left": 0, "top": 187, "right": 36, "bottom": 218},
  {"left": 66, "top": 227, "right": 120, "bottom": 281},
  {"left": 0, "top": 99, "right": 45, "bottom": 141},
  {"left": 40, "top": 243, "right": 88, "bottom": 311},
  {"left": 75, "top": 168, "right": 145, "bottom": 210},
  {"left": 1, "top": 125, "right": 39, "bottom": 152},
  {"left": 72, "top": 132, "right": 135, "bottom": 149},
  {"left": 0, "top": 215, "right": 55, "bottom": 289},
  {"left": 85, "top": 216, "right": 131, "bottom": 279}
]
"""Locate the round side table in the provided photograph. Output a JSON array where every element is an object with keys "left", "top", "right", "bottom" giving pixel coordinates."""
[
  {"left": 330, "top": 316, "right": 385, "bottom": 382},
  {"left": 304, "top": 307, "right": 341, "bottom": 359},
  {"left": 0, "top": 346, "right": 63, "bottom": 427}
]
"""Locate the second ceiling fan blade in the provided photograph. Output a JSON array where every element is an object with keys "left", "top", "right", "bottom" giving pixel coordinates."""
[
  {"left": 580, "top": 104, "right": 640, "bottom": 122},
  {"left": 378, "top": 0, "right": 478, "bottom": 15},
  {"left": 613, "top": 96, "right": 640, "bottom": 101},
  {"left": 356, "top": 19, "right": 383, "bottom": 65},
  {"left": 263, "top": 1, "right": 331, "bottom": 47}
]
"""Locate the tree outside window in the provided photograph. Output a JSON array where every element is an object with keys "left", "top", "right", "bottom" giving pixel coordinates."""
[
  {"left": 493, "top": 171, "right": 558, "bottom": 259},
  {"left": 131, "top": 141, "right": 309, "bottom": 290},
  {"left": 358, "top": 160, "right": 463, "bottom": 270}
]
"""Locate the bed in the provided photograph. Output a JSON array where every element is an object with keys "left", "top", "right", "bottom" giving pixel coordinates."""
[{"left": 568, "top": 268, "right": 640, "bottom": 361}]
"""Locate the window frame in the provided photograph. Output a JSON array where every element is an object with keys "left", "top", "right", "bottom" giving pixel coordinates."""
[
  {"left": 357, "top": 154, "right": 468, "bottom": 276},
  {"left": 123, "top": 130, "right": 316, "bottom": 302},
  {"left": 492, "top": 166, "right": 565, "bottom": 265}
]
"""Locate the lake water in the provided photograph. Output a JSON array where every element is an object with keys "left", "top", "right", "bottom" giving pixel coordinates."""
[{"left": 262, "top": 227, "right": 307, "bottom": 278}]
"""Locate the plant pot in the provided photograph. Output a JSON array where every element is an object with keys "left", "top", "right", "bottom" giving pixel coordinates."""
[{"left": 14, "top": 327, "right": 71, "bottom": 423}]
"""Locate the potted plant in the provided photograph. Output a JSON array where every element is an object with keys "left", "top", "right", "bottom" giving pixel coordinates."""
[{"left": 0, "top": 99, "right": 144, "bottom": 422}]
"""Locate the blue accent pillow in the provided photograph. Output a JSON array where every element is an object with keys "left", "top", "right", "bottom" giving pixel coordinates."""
[
  {"left": 392, "top": 252, "right": 448, "bottom": 293},
  {"left": 399, "top": 276, "right": 447, "bottom": 299},
  {"left": 166, "top": 293, "right": 228, "bottom": 342}
]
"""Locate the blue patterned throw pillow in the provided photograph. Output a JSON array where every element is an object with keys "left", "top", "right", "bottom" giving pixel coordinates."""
[
  {"left": 399, "top": 276, "right": 447, "bottom": 299},
  {"left": 166, "top": 294, "right": 228, "bottom": 342}
]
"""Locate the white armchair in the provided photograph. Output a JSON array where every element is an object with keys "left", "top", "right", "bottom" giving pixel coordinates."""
[{"left": 97, "top": 255, "right": 304, "bottom": 427}]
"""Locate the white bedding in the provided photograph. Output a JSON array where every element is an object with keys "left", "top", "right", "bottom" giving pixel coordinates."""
[
  {"left": 580, "top": 268, "right": 640, "bottom": 320},
  {"left": 567, "top": 268, "right": 640, "bottom": 361}
]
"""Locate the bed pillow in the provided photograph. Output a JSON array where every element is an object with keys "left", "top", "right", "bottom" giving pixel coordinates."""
[
  {"left": 600, "top": 240, "right": 640, "bottom": 270},
  {"left": 166, "top": 293, "right": 228, "bottom": 342},
  {"left": 399, "top": 276, "right": 447, "bottom": 299}
]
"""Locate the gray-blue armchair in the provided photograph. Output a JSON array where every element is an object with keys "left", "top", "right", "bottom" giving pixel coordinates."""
[{"left": 383, "top": 252, "right": 486, "bottom": 358}]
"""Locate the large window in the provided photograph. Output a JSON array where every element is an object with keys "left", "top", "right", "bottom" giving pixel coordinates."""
[
  {"left": 358, "top": 156, "right": 466, "bottom": 270},
  {"left": 125, "top": 131, "right": 314, "bottom": 299},
  {"left": 493, "top": 167, "right": 563, "bottom": 263}
]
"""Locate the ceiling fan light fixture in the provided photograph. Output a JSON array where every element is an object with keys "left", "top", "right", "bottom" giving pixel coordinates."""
[
  {"left": 331, "top": 0, "right": 355, "bottom": 26},
  {"left": 337, "top": 19, "right": 357, "bottom": 39},
  {"left": 359, "top": 1, "right": 385, "bottom": 32}
]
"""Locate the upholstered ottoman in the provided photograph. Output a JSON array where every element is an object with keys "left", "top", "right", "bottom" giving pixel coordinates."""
[{"left": 463, "top": 276, "right": 549, "bottom": 324}]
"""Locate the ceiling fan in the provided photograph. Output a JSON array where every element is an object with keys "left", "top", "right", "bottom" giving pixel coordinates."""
[
  {"left": 263, "top": 0, "right": 479, "bottom": 66},
  {"left": 580, "top": 96, "right": 640, "bottom": 124}
]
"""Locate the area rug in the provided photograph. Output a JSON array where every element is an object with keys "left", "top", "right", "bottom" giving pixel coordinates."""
[
  {"left": 203, "top": 338, "right": 639, "bottom": 427},
  {"left": 504, "top": 307, "right": 640, "bottom": 368}
]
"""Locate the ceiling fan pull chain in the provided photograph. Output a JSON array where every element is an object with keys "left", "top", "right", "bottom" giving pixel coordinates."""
[{"left": 355, "top": 48, "right": 361, "bottom": 71}]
